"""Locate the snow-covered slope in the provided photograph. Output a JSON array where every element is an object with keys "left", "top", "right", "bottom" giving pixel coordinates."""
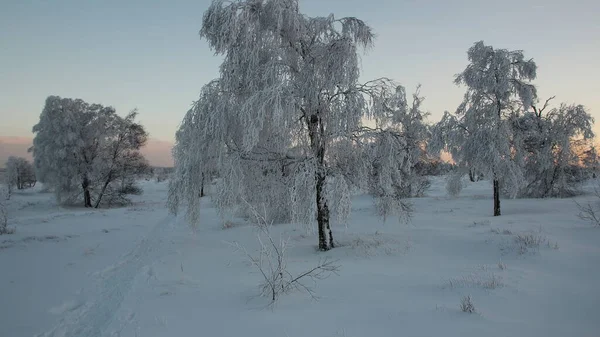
[{"left": 1, "top": 178, "right": 599, "bottom": 337}]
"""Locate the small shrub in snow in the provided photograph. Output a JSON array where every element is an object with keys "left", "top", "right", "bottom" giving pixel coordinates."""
[
  {"left": 514, "top": 233, "right": 546, "bottom": 255},
  {"left": 469, "top": 220, "right": 491, "bottom": 228},
  {"left": 491, "top": 228, "right": 513, "bottom": 235},
  {"left": 445, "top": 173, "right": 464, "bottom": 197},
  {"left": 498, "top": 262, "right": 507, "bottom": 270},
  {"left": 575, "top": 190, "right": 600, "bottom": 227},
  {"left": 547, "top": 241, "right": 559, "bottom": 250},
  {"left": 447, "top": 272, "right": 503, "bottom": 290},
  {"left": 222, "top": 220, "right": 237, "bottom": 230},
  {"left": 0, "top": 188, "right": 14, "bottom": 235},
  {"left": 576, "top": 201, "right": 600, "bottom": 226},
  {"left": 230, "top": 206, "right": 340, "bottom": 306},
  {"left": 460, "top": 295, "right": 476, "bottom": 313},
  {"left": 340, "top": 232, "right": 409, "bottom": 258},
  {"left": 0, "top": 210, "right": 12, "bottom": 235}
]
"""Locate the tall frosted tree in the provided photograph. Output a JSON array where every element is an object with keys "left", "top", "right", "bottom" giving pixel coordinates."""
[
  {"left": 169, "top": 0, "right": 411, "bottom": 251},
  {"left": 432, "top": 41, "right": 537, "bottom": 216},
  {"left": 32, "top": 96, "right": 149, "bottom": 208}
]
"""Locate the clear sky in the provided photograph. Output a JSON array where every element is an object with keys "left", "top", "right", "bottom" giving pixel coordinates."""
[{"left": 1, "top": 0, "right": 599, "bottom": 144}]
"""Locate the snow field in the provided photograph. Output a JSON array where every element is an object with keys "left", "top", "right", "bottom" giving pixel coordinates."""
[{"left": 1, "top": 177, "right": 599, "bottom": 337}]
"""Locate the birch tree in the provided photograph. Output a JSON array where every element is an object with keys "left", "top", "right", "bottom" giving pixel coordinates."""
[
  {"left": 432, "top": 41, "right": 537, "bottom": 216},
  {"left": 169, "top": 0, "right": 411, "bottom": 251}
]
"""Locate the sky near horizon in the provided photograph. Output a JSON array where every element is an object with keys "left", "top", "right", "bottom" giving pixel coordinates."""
[{"left": 1, "top": 0, "right": 599, "bottom": 145}]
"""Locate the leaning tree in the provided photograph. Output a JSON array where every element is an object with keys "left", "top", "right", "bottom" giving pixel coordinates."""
[
  {"left": 432, "top": 41, "right": 537, "bottom": 216},
  {"left": 169, "top": 0, "right": 413, "bottom": 251}
]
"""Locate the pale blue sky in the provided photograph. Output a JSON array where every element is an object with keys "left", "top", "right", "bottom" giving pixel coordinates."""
[{"left": 1, "top": 0, "right": 599, "bottom": 143}]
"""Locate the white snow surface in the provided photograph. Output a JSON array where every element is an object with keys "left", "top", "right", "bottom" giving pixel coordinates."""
[{"left": 1, "top": 178, "right": 599, "bottom": 337}]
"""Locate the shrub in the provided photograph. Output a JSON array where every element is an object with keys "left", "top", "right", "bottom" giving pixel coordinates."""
[{"left": 460, "top": 295, "right": 476, "bottom": 313}]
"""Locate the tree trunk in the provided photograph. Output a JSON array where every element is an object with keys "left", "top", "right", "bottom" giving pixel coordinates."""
[
  {"left": 200, "top": 173, "right": 205, "bottom": 198},
  {"left": 469, "top": 169, "right": 475, "bottom": 182},
  {"left": 316, "top": 173, "right": 334, "bottom": 251},
  {"left": 94, "top": 174, "right": 112, "bottom": 208},
  {"left": 307, "top": 112, "right": 334, "bottom": 251},
  {"left": 82, "top": 176, "right": 92, "bottom": 208},
  {"left": 493, "top": 178, "right": 500, "bottom": 216}
]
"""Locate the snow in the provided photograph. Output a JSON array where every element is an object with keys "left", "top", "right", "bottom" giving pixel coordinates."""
[{"left": 1, "top": 178, "right": 599, "bottom": 337}]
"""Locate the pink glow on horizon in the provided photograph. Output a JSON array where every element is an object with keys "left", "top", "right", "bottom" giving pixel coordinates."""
[{"left": 0, "top": 136, "right": 174, "bottom": 168}]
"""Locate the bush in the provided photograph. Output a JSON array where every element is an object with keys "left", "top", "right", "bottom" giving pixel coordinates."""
[
  {"left": 446, "top": 172, "right": 465, "bottom": 197},
  {"left": 514, "top": 233, "right": 546, "bottom": 254},
  {"left": 460, "top": 295, "right": 476, "bottom": 313},
  {"left": 230, "top": 204, "right": 340, "bottom": 306},
  {"left": 0, "top": 188, "right": 14, "bottom": 235},
  {"left": 118, "top": 182, "right": 143, "bottom": 195},
  {"left": 575, "top": 181, "right": 600, "bottom": 227}
]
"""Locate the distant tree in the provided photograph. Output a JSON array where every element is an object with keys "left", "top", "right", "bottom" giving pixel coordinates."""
[
  {"left": 512, "top": 97, "right": 594, "bottom": 197},
  {"left": 169, "top": 0, "right": 413, "bottom": 251},
  {"left": 363, "top": 85, "right": 431, "bottom": 205},
  {"left": 4, "top": 156, "right": 36, "bottom": 195},
  {"left": 31, "top": 96, "right": 149, "bottom": 208},
  {"left": 392, "top": 85, "right": 432, "bottom": 197},
  {"left": 431, "top": 41, "right": 537, "bottom": 216}
]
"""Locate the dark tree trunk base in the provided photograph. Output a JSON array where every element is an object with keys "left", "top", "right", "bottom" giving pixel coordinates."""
[
  {"left": 82, "top": 177, "right": 92, "bottom": 208},
  {"left": 84, "top": 190, "right": 92, "bottom": 208},
  {"left": 200, "top": 173, "right": 205, "bottom": 198},
  {"left": 493, "top": 179, "right": 500, "bottom": 216}
]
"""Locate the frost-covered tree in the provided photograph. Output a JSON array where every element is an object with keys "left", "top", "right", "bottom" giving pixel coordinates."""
[
  {"left": 431, "top": 41, "right": 537, "bottom": 216},
  {"left": 168, "top": 99, "right": 221, "bottom": 211},
  {"left": 169, "top": 0, "right": 412, "bottom": 251},
  {"left": 363, "top": 85, "right": 431, "bottom": 203},
  {"left": 93, "top": 110, "right": 150, "bottom": 207},
  {"left": 32, "top": 96, "right": 149, "bottom": 208},
  {"left": 397, "top": 85, "right": 432, "bottom": 196},
  {"left": 512, "top": 97, "right": 594, "bottom": 197},
  {"left": 5, "top": 157, "right": 36, "bottom": 194}
]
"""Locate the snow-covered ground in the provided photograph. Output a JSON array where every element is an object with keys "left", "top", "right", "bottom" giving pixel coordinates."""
[{"left": 1, "top": 178, "right": 599, "bottom": 337}]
